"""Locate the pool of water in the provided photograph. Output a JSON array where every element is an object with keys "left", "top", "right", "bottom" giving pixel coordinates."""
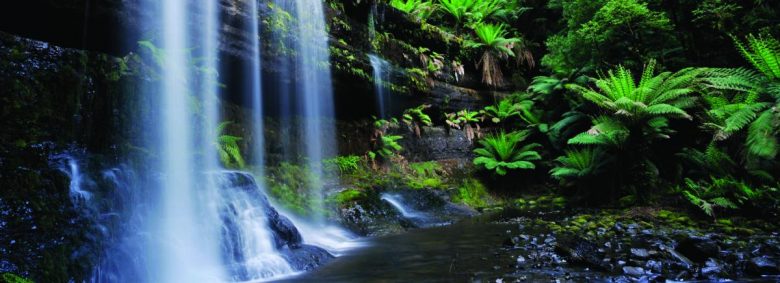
[{"left": 276, "top": 214, "right": 594, "bottom": 282}]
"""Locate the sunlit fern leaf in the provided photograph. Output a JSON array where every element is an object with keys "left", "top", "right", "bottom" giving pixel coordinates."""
[
  {"left": 568, "top": 116, "right": 629, "bottom": 147},
  {"left": 746, "top": 110, "right": 778, "bottom": 158},
  {"left": 473, "top": 130, "right": 541, "bottom": 176},
  {"left": 732, "top": 34, "right": 780, "bottom": 80}
]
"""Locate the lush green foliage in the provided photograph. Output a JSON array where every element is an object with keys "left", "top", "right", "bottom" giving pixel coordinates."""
[
  {"left": 473, "top": 130, "right": 542, "bottom": 175},
  {"left": 452, "top": 178, "right": 492, "bottom": 208},
  {"left": 215, "top": 121, "right": 246, "bottom": 169},
  {"left": 542, "top": 0, "right": 675, "bottom": 74},
  {"left": 481, "top": 99, "right": 520, "bottom": 124},
  {"left": 402, "top": 104, "right": 433, "bottom": 137},
  {"left": 405, "top": 161, "right": 446, "bottom": 189},
  {"left": 550, "top": 148, "right": 608, "bottom": 182},
  {"left": 1, "top": 273, "right": 33, "bottom": 283},
  {"left": 677, "top": 177, "right": 774, "bottom": 218},
  {"left": 323, "top": 155, "right": 362, "bottom": 175},
  {"left": 445, "top": 109, "right": 482, "bottom": 141},
  {"left": 465, "top": 23, "right": 522, "bottom": 86},
  {"left": 266, "top": 163, "right": 320, "bottom": 216},
  {"left": 704, "top": 34, "right": 780, "bottom": 161}
]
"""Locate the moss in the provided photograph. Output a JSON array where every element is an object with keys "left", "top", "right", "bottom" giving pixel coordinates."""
[
  {"left": 327, "top": 189, "right": 365, "bottom": 206},
  {"left": 404, "top": 161, "right": 445, "bottom": 189},
  {"left": 265, "top": 162, "right": 322, "bottom": 216},
  {"left": 452, "top": 178, "right": 492, "bottom": 208},
  {"left": 1, "top": 273, "right": 33, "bottom": 283}
]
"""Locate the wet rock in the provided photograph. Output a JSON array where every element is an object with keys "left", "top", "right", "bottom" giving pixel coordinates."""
[
  {"left": 645, "top": 260, "right": 662, "bottom": 273},
  {"left": 622, "top": 266, "right": 645, "bottom": 277},
  {"left": 675, "top": 236, "right": 720, "bottom": 263},
  {"left": 268, "top": 212, "right": 303, "bottom": 249},
  {"left": 747, "top": 256, "right": 780, "bottom": 275},
  {"left": 555, "top": 237, "right": 609, "bottom": 271},
  {"left": 701, "top": 258, "right": 723, "bottom": 277},
  {"left": 630, "top": 248, "right": 650, "bottom": 258},
  {"left": 280, "top": 244, "right": 334, "bottom": 271},
  {"left": 516, "top": 255, "right": 526, "bottom": 264}
]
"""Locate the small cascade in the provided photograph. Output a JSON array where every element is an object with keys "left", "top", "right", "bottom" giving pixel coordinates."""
[
  {"left": 90, "top": 165, "right": 149, "bottom": 283},
  {"left": 368, "top": 54, "right": 393, "bottom": 119},
  {"left": 380, "top": 193, "right": 428, "bottom": 220},
  {"left": 53, "top": 154, "right": 92, "bottom": 203},
  {"left": 216, "top": 172, "right": 295, "bottom": 281}
]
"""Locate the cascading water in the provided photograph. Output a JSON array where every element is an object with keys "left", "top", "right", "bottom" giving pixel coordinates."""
[
  {"left": 380, "top": 193, "right": 427, "bottom": 220},
  {"left": 54, "top": 154, "right": 92, "bottom": 203},
  {"left": 154, "top": 0, "right": 225, "bottom": 281},
  {"left": 368, "top": 54, "right": 392, "bottom": 119},
  {"left": 287, "top": 0, "right": 337, "bottom": 221},
  {"left": 216, "top": 172, "right": 294, "bottom": 280},
  {"left": 71, "top": 1, "right": 343, "bottom": 281}
]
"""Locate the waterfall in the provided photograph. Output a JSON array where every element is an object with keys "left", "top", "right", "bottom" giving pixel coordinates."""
[
  {"left": 380, "top": 193, "right": 427, "bottom": 220},
  {"left": 73, "top": 0, "right": 343, "bottom": 281},
  {"left": 291, "top": 0, "right": 337, "bottom": 220},
  {"left": 154, "top": 0, "right": 226, "bottom": 281},
  {"left": 54, "top": 154, "right": 92, "bottom": 203},
  {"left": 369, "top": 54, "right": 392, "bottom": 119},
  {"left": 275, "top": 0, "right": 337, "bottom": 222},
  {"left": 216, "top": 172, "right": 294, "bottom": 281}
]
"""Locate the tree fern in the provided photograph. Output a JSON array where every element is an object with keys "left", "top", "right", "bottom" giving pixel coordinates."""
[
  {"left": 677, "top": 177, "right": 767, "bottom": 218},
  {"left": 550, "top": 148, "right": 608, "bottom": 181},
  {"left": 473, "top": 130, "right": 542, "bottom": 176},
  {"left": 481, "top": 99, "right": 520, "bottom": 124},
  {"left": 703, "top": 34, "right": 780, "bottom": 160}
]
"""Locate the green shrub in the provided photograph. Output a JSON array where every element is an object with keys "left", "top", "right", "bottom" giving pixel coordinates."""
[
  {"left": 473, "top": 130, "right": 542, "bottom": 175},
  {"left": 1, "top": 273, "right": 33, "bottom": 283},
  {"left": 453, "top": 178, "right": 491, "bottom": 208},
  {"left": 405, "top": 161, "right": 445, "bottom": 189},
  {"left": 265, "top": 163, "right": 320, "bottom": 216},
  {"left": 323, "top": 155, "right": 361, "bottom": 175}
]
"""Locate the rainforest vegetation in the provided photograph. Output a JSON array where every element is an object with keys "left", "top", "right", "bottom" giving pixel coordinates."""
[{"left": 0, "top": 0, "right": 779, "bottom": 282}]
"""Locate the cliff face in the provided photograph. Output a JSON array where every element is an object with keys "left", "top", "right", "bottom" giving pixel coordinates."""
[
  {"left": 0, "top": 0, "right": 498, "bottom": 118},
  {"left": 0, "top": 2, "right": 493, "bottom": 278}
]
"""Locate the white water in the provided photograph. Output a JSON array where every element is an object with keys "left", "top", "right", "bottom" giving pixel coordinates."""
[
  {"left": 368, "top": 54, "right": 392, "bottom": 119},
  {"left": 380, "top": 193, "right": 427, "bottom": 219},
  {"left": 285, "top": 215, "right": 363, "bottom": 256},
  {"left": 154, "top": 0, "right": 225, "bottom": 281},
  {"left": 216, "top": 172, "right": 293, "bottom": 280},
  {"left": 292, "top": 0, "right": 337, "bottom": 222},
  {"left": 55, "top": 155, "right": 92, "bottom": 203},
  {"left": 81, "top": 0, "right": 351, "bottom": 281}
]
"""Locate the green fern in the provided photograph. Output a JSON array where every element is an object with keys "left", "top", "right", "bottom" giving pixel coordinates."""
[
  {"left": 677, "top": 177, "right": 765, "bottom": 218},
  {"left": 704, "top": 34, "right": 780, "bottom": 160},
  {"left": 378, "top": 135, "right": 404, "bottom": 158},
  {"left": 465, "top": 23, "right": 523, "bottom": 87},
  {"left": 567, "top": 60, "right": 702, "bottom": 123},
  {"left": 215, "top": 121, "right": 246, "bottom": 169},
  {"left": 390, "top": 0, "right": 434, "bottom": 20},
  {"left": 438, "top": 0, "right": 478, "bottom": 24},
  {"left": 481, "top": 99, "right": 520, "bottom": 124},
  {"left": 568, "top": 116, "right": 629, "bottom": 147},
  {"left": 473, "top": 130, "right": 542, "bottom": 175},
  {"left": 403, "top": 104, "right": 433, "bottom": 137},
  {"left": 550, "top": 148, "right": 608, "bottom": 181}
]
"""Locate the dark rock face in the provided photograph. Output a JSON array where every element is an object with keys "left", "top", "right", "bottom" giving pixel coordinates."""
[
  {"left": 675, "top": 236, "right": 721, "bottom": 264},
  {"left": 748, "top": 256, "right": 780, "bottom": 276},
  {"left": 337, "top": 190, "right": 408, "bottom": 236},
  {"left": 555, "top": 237, "right": 611, "bottom": 272},
  {"left": 281, "top": 245, "right": 334, "bottom": 272},
  {"left": 397, "top": 126, "right": 475, "bottom": 162}
]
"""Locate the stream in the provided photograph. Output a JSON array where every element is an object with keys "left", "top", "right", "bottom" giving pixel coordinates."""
[{"left": 280, "top": 212, "right": 589, "bottom": 283}]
